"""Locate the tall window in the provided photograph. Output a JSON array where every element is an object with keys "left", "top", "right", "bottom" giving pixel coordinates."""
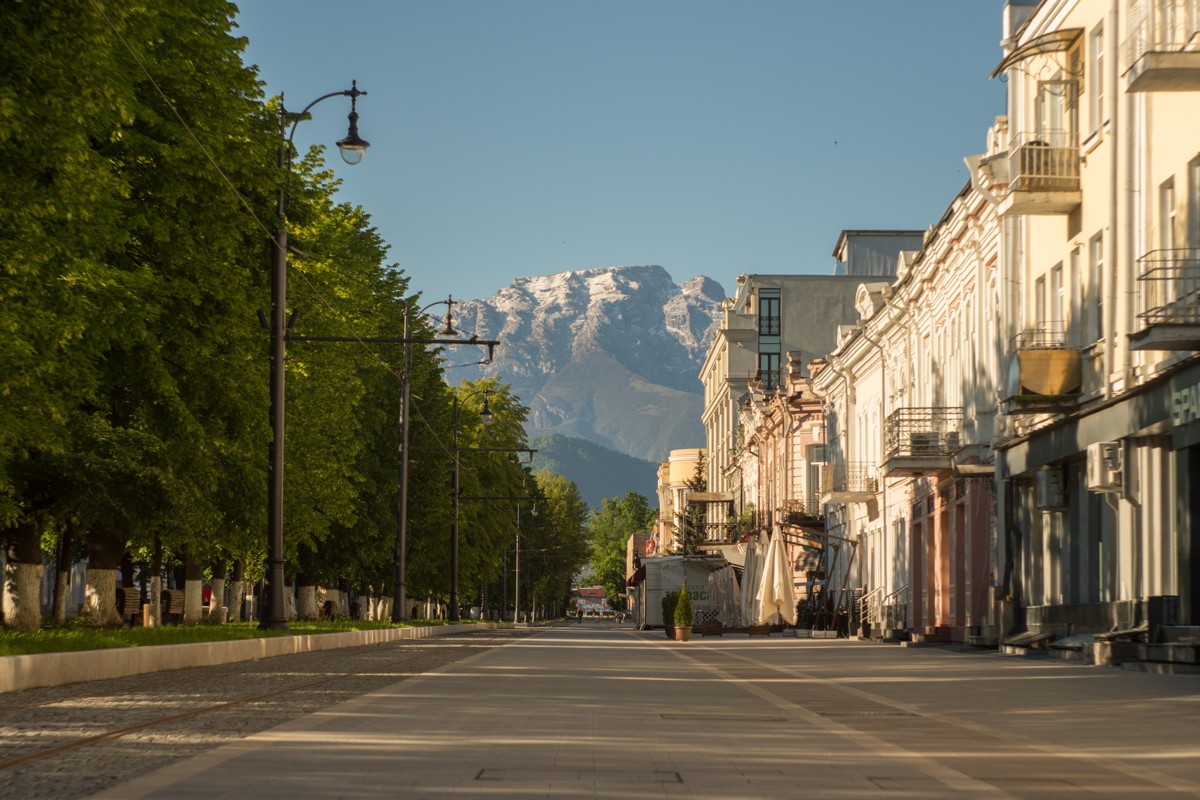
[
  {"left": 1070, "top": 247, "right": 1082, "bottom": 344},
  {"left": 1161, "top": 177, "right": 1176, "bottom": 252},
  {"left": 758, "top": 289, "right": 780, "bottom": 335},
  {"left": 1089, "top": 22, "right": 1104, "bottom": 133},
  {"left": 1034, "top": 275, "right": 1046, "bottom": 329},
  {"left": 1189, "top": 157, "right": 1200, "bottom": 249},
  {"left": 1051, "top": 263, "right": 1064, "bottom": 335},
  {"left": 1089, "top": 232, "right": 1105, "bottom": 343}
]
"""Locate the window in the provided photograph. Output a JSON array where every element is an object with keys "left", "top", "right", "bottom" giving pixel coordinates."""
[
  {"left": 758, "top": 351, "right": 780, "bottom": 390},
  {"left": 1089, "top": 232, "right": 1105, "bottom": 343},
  {"left": 758, "top": 289, "right": 780, "bottom": 336},
  {"left": 1035, "top": 275, "right": 1046, "bottom": 328},
  {"left": 1161, "top": 177, "right": 1176, "bottom": 253},
  {"left": 1089, "top": 22, "right": 1104, "bottom": 133},
  {"left": 1051, "top": 263, "right": 1064, "bottom": 332},
  {"left": 1070, "top": 247, "right": 1082, "bottom": 343},
  {"left": 1189, "top": 157, "right": 1200, "bottom": 249}
]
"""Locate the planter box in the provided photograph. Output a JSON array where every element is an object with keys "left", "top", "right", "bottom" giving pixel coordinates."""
[
  {"left": 794, "top": 628, "right": 813, "bottom": 638},
  {"left": 674, "top": 626, "right": 693, "bottom": 642}
]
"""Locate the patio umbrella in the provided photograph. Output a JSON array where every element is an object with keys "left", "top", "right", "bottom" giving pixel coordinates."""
[
  {"left": 740, "top": 531, "right": 768, "bottom": 626},
  {"left": 755, "top": 526, "right": 798, "bottom": 625}
]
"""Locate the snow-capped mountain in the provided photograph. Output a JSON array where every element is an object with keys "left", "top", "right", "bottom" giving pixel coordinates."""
[{"left": 453, "top": 266, "right": 726, "bottom": 463}]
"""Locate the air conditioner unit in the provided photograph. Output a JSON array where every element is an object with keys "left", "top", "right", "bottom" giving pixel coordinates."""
[
  {"left": 1086, "top": 441, "right": 1122, "bottom": 493},
  {"left": 1036, "top": 467, "right": 1066, "bottom": 509}
]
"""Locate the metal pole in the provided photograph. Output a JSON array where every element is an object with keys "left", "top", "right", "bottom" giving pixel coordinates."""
[
  {"left": 393, "top": 308, "right": 411, "bottom": 622},
  {"left": 514, "top": 506, "right": 521, "bottom": 624},
  {"left": 450, "top": 400, "right": 460, "bottom": 621},
  {"left": 263, "top": 102, "right": 289, "bottom": 631}
]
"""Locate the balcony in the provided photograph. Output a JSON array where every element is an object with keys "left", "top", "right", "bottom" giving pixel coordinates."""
[
  {"left": 1002, "top": 324, "right": 1082, "bottom": 414},
  {"left": 883, "top": 408, "right": 964, "bottom": 478},
  {"left": 993, "top": 131, "right": 1081, "bottom": 217},
  {"left": 1123, "top": 0, "right": 1200, "bottom": 91},
  {"left": 777, "top": 497, "right": 824, "bottom": 529},
  {"left": 747, "top": 368, "right": 785, "bottom": 393},
  {"left": 821, "top": 462, "right": 879, "bottom": 504},
  {"left": 1129, "top": 249, "right": 1200, "bottom": 351}
]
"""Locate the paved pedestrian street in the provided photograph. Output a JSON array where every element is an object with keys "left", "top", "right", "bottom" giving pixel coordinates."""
[{"left": 4, "top": 624, "right": 1200, "bottom": 799}]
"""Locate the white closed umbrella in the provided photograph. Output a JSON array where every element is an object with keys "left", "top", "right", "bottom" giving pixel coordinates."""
[
  {"left": 756, "top": 526, "right": 798, "bottom": 625},
  {"left": 741, "top": 531, "right": 768, "bottom": 626}
]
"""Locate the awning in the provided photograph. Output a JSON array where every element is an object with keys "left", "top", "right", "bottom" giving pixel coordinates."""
[
  {"left": 990, "top": 28, "right": 1083, "bottom": 79},
  {"left": 625, "top": 565, "right": 646, "bottom": 588}
]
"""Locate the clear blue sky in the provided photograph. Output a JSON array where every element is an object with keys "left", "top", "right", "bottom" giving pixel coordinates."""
[{"left": 235, "top": 1, "right": 1007, "bottom": 302}]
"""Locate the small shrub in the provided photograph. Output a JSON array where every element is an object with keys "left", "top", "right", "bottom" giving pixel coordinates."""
[
  {"left": 674, "top": 584, "right": 693, "bottom": 628},
  {"left": 661, "top": 590, "right": 680, "bottom": 627}
]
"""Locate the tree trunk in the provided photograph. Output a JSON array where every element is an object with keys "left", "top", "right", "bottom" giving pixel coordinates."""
[
  {"left": 209, "top": 557, "right": 227, "bottom": 624},
  {"left": 83, "top": 524, "right": 124, "bottom": 627},
  {"left": 182, "top": 549, "right": 204, "bottom": 625},
  {"left": 147, "top": 535, "right": 163, "bottom": 627},
  {"left": 284, "top": 585, "right": 297, "bottom": 620},
  {"left": 3, "top": 521, "right": 44, "bottom": 631},
  {"left": 295, "top": 559, "right": 318, "bottom": 619},
  {"left": 228, "top": 560, "right": 244, "bottom": 623},
  {"left": 52, "top": 521, "right": 75, "bottom": 625}
]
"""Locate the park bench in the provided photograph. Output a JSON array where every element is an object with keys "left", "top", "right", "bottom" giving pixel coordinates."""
[
  {"left": 161, "top": 589, "right": 185, "bottom": 623},
  {"left": 116, "top": 586, "right": 141, "bottom": 624}
]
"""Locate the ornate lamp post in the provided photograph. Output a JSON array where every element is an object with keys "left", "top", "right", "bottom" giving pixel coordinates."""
[{"left": 262, "top": 83, "right": 369, "bottom": 631}]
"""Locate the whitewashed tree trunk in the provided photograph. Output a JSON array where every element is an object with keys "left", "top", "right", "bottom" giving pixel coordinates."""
[
  {"left": 52, "top": 568, "right": 69, "bottom": 625},
  {"left": 2, "top": 561, "right": 44, "bottom": 631},
  {"left": 296, "top": 584, "right": 318, "bottom": 619},
  {"left": 84, "top": 567, "right": 121, "bottom": 627},
  {"left": 209, "top": 576, "right": 227, "bottom": 623},
  {"left": 227, "top": 579, "right": 243, "bottom": 623},
  {"left": 183, "top": 578, "right": 203, "bottom": 625},
  {"left": 284, "top": 587, "right": 297, "bottom": 620},
  {"left": 147, "top": 575, "right": 162, "bottom": 627}
]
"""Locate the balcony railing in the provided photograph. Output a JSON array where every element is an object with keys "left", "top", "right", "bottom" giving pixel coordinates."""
[
  {"left": 1130, "top": 249, "right": 1200, "bottom": 350},
  {"left": 1005, "top": 130, "right": 1080, "bottom": 194},
  {"left": 821, "top": 462, "right": 878, "bottom": 502},
  {"left": 778, "top": 497, "right": 824, "bottom": 526},
  {"left": 747, "top": 368, "right": 785, "bottom": 393},
  {"left": 1124, "top": 0, "right": 1200, "bottom": 91},
  {"left": 884, "top": 408, "right": 963, "bottom": 476},
  {"left": 1004, "top": 323, "right": 1082, "bottom": 413}
]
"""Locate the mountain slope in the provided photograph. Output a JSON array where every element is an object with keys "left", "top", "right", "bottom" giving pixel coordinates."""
[
  {"left": 456, "top": 266, "right": 725, "bottom": 463},
  {"left": 529, "top": 434, "right": 659, "bottom": 510}
]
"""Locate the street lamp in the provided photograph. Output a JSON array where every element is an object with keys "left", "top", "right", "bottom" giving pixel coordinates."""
[
  {"left": 263, "top": 82, "right": 369, "bottom": 632},
  {"left": 515, "top": 500, "right": 537, "bottom": 624},
  {"left": 393, "top": 299, "right": 457, "bottom": 623},
  {"left": 449, "top": 388, "right": 492, "bottom": 621}
]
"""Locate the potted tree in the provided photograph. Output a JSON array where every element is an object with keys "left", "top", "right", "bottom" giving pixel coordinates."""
[
  {"left": 661, "top": 590, "right": 679, "bottom": 639},
  {"left": 674, "top": 583, "right": 694, "bottom": 641}
]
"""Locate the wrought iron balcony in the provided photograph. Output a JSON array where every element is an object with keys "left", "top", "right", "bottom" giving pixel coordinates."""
[
  {"left": 1123, "top": 0, "right": 1200, "bottom": 91},
  {"left": 884, "top": 408, "right": 964, "bottom": 477},
  {"left": 1129, "top": 249, "right": 1200, "bottom": 351},
  {"left": 746, "top": 368, "right": 785, "bottom": 393},
  {"left": 821, "top": 462, "right": 879, "bottom": 504},
  {"left": 777, "top": 497, "right": 824, "bottom": 528},
  {"left": 995, "top": 131, "right": 1081, "bottom": 216},
  {"left": 1002, "top": 324, "right": 1082, "bottom": 414}
]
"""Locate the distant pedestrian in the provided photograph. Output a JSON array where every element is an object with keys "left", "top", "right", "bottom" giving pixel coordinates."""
[{"left": 577, "top": 608, "right": 583, "bottom": 623}]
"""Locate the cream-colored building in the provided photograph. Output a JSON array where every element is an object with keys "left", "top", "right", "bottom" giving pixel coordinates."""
[
  {"left": 651, "top": 448, "right": 706, "bottom": 555},
  {"left": 965, "top": 0, "right": 1200, "bottom": 648},
  {"left": 814, "top": 184, "right": 1003, "bottom": 642}
]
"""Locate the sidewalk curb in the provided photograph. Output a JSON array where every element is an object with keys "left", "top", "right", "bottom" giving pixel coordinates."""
[{"left": 0, "top": 622, "right": 510, "bottom": 694}]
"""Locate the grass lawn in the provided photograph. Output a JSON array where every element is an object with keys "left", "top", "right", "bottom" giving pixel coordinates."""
[{"left": 0, "top": 618, "right": 480, "bottom": 657}]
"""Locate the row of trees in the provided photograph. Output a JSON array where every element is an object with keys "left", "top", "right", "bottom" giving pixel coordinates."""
[{"left": 0, "top": 1, "right": 592, "bottom": 630}]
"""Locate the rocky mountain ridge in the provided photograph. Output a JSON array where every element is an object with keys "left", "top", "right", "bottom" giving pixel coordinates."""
[{"left": 455, "top": 265, "right": 726, "bottom": 463}]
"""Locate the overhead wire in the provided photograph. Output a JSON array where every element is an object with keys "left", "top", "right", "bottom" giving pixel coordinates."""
[{"left": 91, "top": 0, "right": 516, "bottom": 465}]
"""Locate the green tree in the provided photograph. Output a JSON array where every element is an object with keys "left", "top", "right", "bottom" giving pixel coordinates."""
[{"left": 588, "top": 492, "right": 654, "bottom": 608}]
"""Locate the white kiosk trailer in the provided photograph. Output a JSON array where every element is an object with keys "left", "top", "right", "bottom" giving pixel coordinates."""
[{"left": 632, "top": 555, "right": 733, "bottom": 629}]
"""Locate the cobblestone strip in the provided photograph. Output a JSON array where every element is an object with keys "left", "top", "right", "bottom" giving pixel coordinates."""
[{"left": 0, "top": 630, "right": 533, "bottom": 799}]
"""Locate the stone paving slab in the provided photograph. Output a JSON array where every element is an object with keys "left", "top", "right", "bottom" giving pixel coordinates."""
[{"left": 91, "top": 625, "right": 1200, "bottom": 799}]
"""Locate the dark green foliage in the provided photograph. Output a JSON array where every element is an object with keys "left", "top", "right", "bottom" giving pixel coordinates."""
[
  {"left": 674, "top": 583, "right": 693, "bottom": 627},
  {"left": 661, "top": 590, "right": 679, "bottom": 628}
]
